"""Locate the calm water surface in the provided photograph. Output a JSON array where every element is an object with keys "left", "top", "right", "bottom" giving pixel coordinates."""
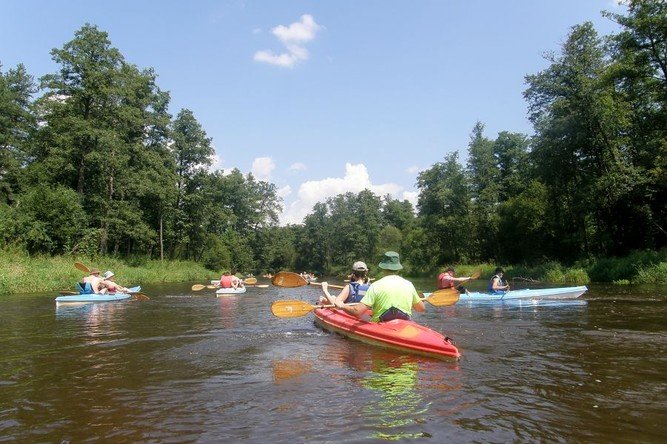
[{"left": 0, "top": 279, "right": 665, "bottom": 442}]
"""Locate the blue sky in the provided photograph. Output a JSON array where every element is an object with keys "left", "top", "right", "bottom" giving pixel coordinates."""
[{"left": 1, "top": 0, "right": 626, "bottom": 224}]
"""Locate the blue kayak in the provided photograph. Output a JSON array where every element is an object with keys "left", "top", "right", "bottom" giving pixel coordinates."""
[
  {"left": 424, "top": 286, "right": 587, "bottom": 303},
  {"left": 55, "top": 286, "right": 141, "bottom": 303}
]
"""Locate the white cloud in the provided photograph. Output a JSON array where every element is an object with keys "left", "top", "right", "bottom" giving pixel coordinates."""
[
  {"left": 254, "top": 14, "right": 321, "bottom": 68},
  {"left": 208, "top": 152, "right": 222, "bottom": 171},
  {"left": 289, "top": 162, "right": 307, "bottom": 171},
  {"left": 280, "top": 163, "right": 403, "bottom": 225},
  {"left": 277, "top": 185, "right": 292, "bottom": 198},
  {"left": 251, "top": 156, "right": 275, "bottom": 181},
  {"left": 402, "top": 190, "right": 419, "bottom": 209}
]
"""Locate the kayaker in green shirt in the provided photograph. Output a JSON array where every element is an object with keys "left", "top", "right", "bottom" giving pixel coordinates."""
[{"left": 333, "top": 251, "right": 425, "bottom": 322}]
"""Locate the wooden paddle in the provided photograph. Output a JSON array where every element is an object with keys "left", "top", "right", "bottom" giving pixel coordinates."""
[
  {"left": 244, "top": 277, "right": 258, "bottom": 285},
  {"left": 421, "top": 288, "right": 460, "bottom": 306},
  {"left": 271, "top": 271, "right": 346, "bottom": 290},
  {"left": 74, "top": 262, "right": 90, "bottom": 273},
  {"left": 271, "top": 300, "right": 351, "bottom": 318},
  {"left": 131, "top": 292, "right": 150, "bottom": 301},
  {"left": 470, "top": 269, "right": 482, "bottom": 280}
]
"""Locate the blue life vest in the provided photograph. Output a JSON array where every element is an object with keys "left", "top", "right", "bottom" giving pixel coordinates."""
[
  {"left": 346, "top": 281, "right": 370, "bottom": 303},
  {"left": 76, "top": 281, "right": 94, "bottom": 294},
  {"left": 487, "top": 275, "right": 505, "bottom": 294}
]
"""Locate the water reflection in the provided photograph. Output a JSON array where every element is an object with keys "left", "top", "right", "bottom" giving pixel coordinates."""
[
  {"left": 271, "top": 358, "right": 313, "bottom": 383},
  {"left": 361, "top": 358, "right": 425, "bottom": 439},
  {"left": 217, "top": 296, "right": 239, "bottom": 329},
  {"left": 55, "top": 301, "right": 129, "bottom": 343}
]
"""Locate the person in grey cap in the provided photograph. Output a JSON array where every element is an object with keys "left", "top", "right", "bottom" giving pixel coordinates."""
[
  {"left": 332, "top": 251, "right": 425, "bottom": 322},
  {"left": 320, "top": 260, "right": 371, "bottom": 305}
]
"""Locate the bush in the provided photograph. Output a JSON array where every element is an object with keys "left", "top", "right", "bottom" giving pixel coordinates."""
[{"left": 633, "top": 261, "right": 667, "bottom": 284}]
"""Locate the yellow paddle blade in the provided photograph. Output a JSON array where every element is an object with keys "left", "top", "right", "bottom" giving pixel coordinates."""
[
  {"left": 207, "top": 285, "right": 217, "bottom": 289},
  {"left": 132, "top": 293, "right": 150, "bottom": 301},
  {"left": 74, "top": 262, "right": 90, "bottom": 273},
  {"left": 423, "top": 289, "right": 460, "bottom": 307},
  {"left": 470, "top": 269, "right": 481, "bottom": 280},
  {"left": 271, "top": 299, "right": 321, "bottom": 318},
  {"left": 244, "top": 277, "right": 258, "bottom": 285},
  {"left": 272, "top": 272, "right": 308, "bottom": 288},
  {"left": 191, "top": 284, "right": 207, "bottom": 291}
]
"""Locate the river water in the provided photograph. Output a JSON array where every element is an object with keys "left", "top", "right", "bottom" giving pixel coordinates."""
[{"left": 0, "top": 279, "right": 665, "bottom": 442}]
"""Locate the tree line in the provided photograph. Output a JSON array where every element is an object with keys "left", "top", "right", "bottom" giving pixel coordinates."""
[{"left": 0, "top": 1, "right": 665, "bottom": 276}]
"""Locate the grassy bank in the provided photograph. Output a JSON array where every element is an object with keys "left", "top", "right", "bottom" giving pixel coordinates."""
[
  {"left": 419, "top": 249, "right": 667, "bottom": 286},
  {"left": 0, "top": 249, "right": 217, "bottom": 295}
]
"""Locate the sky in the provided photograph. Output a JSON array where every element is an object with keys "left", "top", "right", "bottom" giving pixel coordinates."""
[{"left": 1, "top": 0, "right": 627, "bottom": 224}]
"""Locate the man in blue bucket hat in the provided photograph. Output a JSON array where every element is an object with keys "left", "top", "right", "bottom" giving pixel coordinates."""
[{"left": 333, "top": 251, "right": 425, "bottom": 322}]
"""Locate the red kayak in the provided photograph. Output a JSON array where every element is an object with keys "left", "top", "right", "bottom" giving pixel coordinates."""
[{"left": 313, "top": 307, "right": 460, "bottom": 360}]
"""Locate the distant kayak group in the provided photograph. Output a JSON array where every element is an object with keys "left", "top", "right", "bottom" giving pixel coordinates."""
[{"left": 56, "top": 256, "right": 587, "bottom": 360}]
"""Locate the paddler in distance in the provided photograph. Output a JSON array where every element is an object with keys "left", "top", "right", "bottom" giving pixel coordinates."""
[{"left": 77, "top": 267, "right": 107, "bottom": 294}]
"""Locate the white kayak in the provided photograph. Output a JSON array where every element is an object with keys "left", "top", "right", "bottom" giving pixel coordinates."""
[
  {"left": 215, "top": 286, "right": 247, "bottom": 296},
  {"left": 428, "top": 285, "right": 588, "bottom": 303},
  {"left": 55, "top": 286, "right": 141, "bottom": 303}
]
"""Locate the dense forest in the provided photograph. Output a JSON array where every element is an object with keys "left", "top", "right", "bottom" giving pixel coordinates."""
[{"left": 0, "top": 1, "right": 665, "bottom": 277}]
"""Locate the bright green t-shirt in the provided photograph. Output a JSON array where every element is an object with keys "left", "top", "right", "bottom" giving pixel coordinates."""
[{"left": 360, "top": 274, "right": 421, "bottom": 322}]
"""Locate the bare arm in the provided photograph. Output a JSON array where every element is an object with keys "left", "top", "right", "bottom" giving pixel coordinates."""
[
  {"left": 333, "top": 298, "right": 368, "bottom": 318},
  {"left": 413, "top": 300, "right": 426, "bottom": 312}
]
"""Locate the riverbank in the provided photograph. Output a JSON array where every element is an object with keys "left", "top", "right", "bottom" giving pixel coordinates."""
[
  {"left": 2, "top": 249, "right": 665, "bottom": 295},
  {"left": 0, "top": 250, "right": 216, "bottom": 295}
]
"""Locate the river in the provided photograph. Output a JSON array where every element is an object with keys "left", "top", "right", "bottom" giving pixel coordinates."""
[{"left": 0, "top": 279, "right": 665, "bottom": 442}]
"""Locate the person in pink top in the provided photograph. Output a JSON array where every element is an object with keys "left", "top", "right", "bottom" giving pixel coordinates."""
[
  {"left": 219, "top": 272, "right": 234, "bottom": 288},
  {"left": 437, "top": 267, "right": 471, "bottom": 295},
  {"left": 219, "top": 271, "right": 244, "bottom": 289}
]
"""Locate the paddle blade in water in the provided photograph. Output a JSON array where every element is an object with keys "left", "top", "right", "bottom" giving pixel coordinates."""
[
  {"left": 272, "top": 272, "right": 308, "bottom": 288},
  {"left": 424, "top": 289, "right": 460, "bottom": 306},
  {"left": 271, "top": 299, "right": 320, "bottom": 318},
  {"left": 244, "top": 277, "right": 258, "bottom": 285},
  {"left": 74, "top": 262, "right": 90, "bottom": 273},
  {"left": 191, "top": 284, "right": 207, "bottom": 291},
  {"left": 132, "top": 293, "right": 150, "bottom": 301}
]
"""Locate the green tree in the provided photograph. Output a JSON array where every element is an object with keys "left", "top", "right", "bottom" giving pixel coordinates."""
[
  {"left": 466, "top": 122, "right": 501, "bottom": 260},
  {"left": 168, "top": 108, "right": 213, "bottom": 258},
  {"left": 33, "top": 24, "right": 172, "bottom": 255},
  {"left": 0, "top": 184, "right": 87, "bottom": 254},
  {"left": 603, "top": 0, "right": 667, "bottom": 248},
  {"left": 525, "top": 22, "right": 643, "bottom": 259},
  {"left": 416, "top": 152, "right": 473, "bottom": 266},
  {"left": 0, "top": 63, "right": 36, "bottom": 204}
]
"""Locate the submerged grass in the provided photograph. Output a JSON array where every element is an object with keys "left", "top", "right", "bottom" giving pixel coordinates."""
[{"left": 0, "top": 249, "right": 216, "bottom": 295}]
